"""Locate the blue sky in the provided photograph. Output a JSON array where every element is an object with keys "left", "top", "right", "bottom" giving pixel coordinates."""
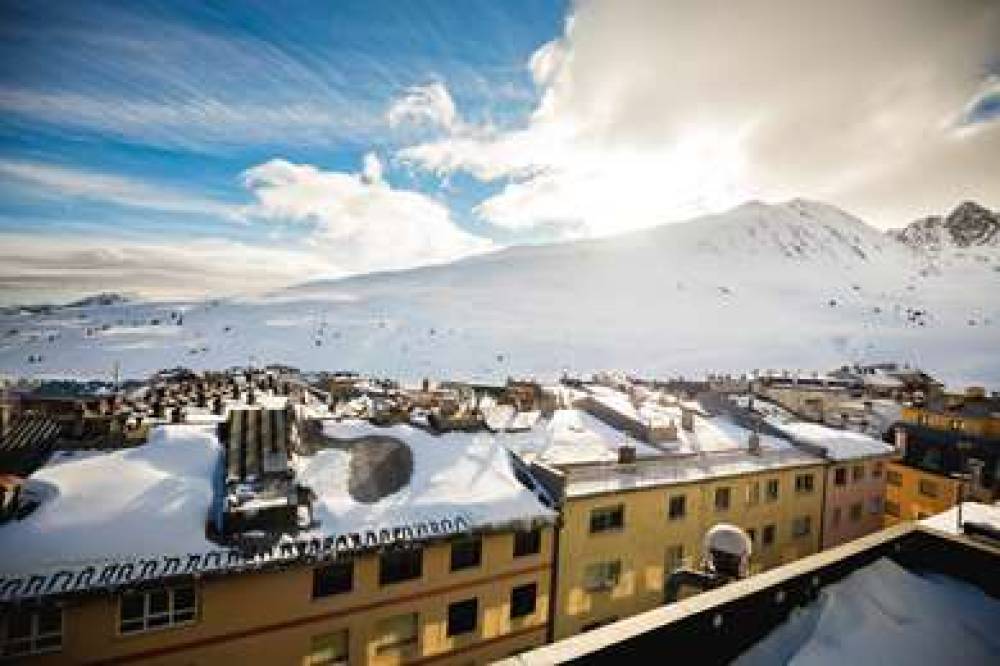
[{"left": 0, "top": 0, "right": 996, "bottom": 303}]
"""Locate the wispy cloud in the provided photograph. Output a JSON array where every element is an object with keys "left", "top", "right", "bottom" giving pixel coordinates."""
[{"left": 0, "top": 160, "right": 241, "bottom": 220}]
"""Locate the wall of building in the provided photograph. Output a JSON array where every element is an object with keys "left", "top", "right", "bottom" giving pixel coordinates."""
[
  {"left": 884, "top": 461, "right": 961, "bottom": 525},
  {"left": 550, "top": 464, "right": 825, "bottom": 640},
  {"left": 901, "top": 405, "right": 1000, "bottom": 440},
  {"left": 822, "top": 457, "right": 890, "bottom": 549},
  {"left": 19, "top": 528, "right": 553, "bottom": 665}
]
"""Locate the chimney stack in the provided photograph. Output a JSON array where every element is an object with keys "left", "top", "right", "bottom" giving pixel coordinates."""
[
  {"left": 681, "top": 407, "right": 694, "bottom": 431},
  {"left": 618, "top": 444, "right": 636, "bottom": 464},
  {"left": 748, "top": 430, "right": 761, "bottom": 455}
]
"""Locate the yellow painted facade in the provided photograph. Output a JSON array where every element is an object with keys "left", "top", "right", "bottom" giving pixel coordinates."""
[
  {"left": 15, "top": 528, "right": 553, "bottom": 665},
  {"left": 551, "top": 464, "right": 825, "bottom": 639},
  {"left": 884, "top": 460, "right": 961, "bottom": 525},
  {"left": 900, "top": 404, "right": 1000, "bottom": 440}
]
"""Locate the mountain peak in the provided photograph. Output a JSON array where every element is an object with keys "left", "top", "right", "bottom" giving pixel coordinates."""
[{"left": 889, "top": 201, "right": 999, "bottom": 251}]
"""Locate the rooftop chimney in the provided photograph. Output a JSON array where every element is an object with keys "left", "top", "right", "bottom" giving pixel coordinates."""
[
  {"left": 681, "top": 407, "right": 694, "bottom": 431},
  {"left": 748, "top": 430, "right": 761, "bottom": 455},
  {"left": 618, "top": 444, "right": 636, "bottom": 464}
]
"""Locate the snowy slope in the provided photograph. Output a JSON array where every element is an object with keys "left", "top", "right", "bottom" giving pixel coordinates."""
[{"left": 1, "top": 199, "right": 998, "bottom": 387}]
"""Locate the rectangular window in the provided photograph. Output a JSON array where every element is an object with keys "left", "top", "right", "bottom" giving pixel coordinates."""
[
  {"left": 665, "top": 545, "right": 685, "bottom": 573},
  {"left": 849, "top": 502, "right": 863, "bottom": 522},
  {"left": 307, "top": 629, "right": 349, "bottom": 666},
  {"left": 668, "top": 494, "right": 686, "bottom": 520},
  {"left": 446, "top": 598, "right": 478, "bottom": 637},
  {"left": 373, "top": 613, "right": 417, "bottom": 656},
  {"left": 1, "top": 607, "right": 62, "bottom": 658},
  {"left": 746, "top": 481, "right": 761, "bottom": 506},
  {"left": 513, "top": 527, "right": 542, "bottom": 557},
  {"left": 747, "top": 528, "right": 757, "bottom": 545},
  {"left": 832, "top": 507, "right": 842, "bottom": 526},
  {"left": 450, "top": 536, "right": 482, "bottom": 572},
  {"left": 887, "top": 470, "right": 902, "bottom": 486},
  {"left": 313, "top": 560, "right": 353, "bottom": 598},
  {"left": 120, "top": 585, "right": 196, "bottom": 634},
  {"left": 379, "top": 549, "right": 422, "bottom": 585},
  {"left": 852, "top": 465, "right": 865, "bottom": 482},
  {"left": 766, "top": 479, "right": 780, "bottom": 502},
  {"left": 795, "top": 474, "right": 815, "bottom": 494},
  {"left": 873, "top": 462, "right": 884, "bottom": 478},
  {"left": 510, "top": 583, "right": 537, "bottom": 619},
  {"left": 792, "top": 515, "right": 812, "bottom": 538},
  {"left": 869, "top": 497, "right": 883, "bottom": 514},
  {"left": 714, "top": 487, "right": 731, "bottom": 511},
  {"left": 918, "top": 479, "right": 938, "bottom": 498},
  {"left": 762, "top": 524, "right": 776, "bottom": 547},
  {"left": 834, "top": 468, "right": 847, "bottom": 486},
  {"left": 590, "top": 505, "right": 625, "bottom": 533},
  {"left": 885, "top": 501, "right": 900, "bottom": 517},
  {"left": 583, "top": 561, "right": 621, "bottom": 592}
]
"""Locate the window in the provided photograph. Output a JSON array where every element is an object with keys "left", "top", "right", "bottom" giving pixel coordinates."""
[
  {"left": 668, "top": 494, "right": 686, "bottom": 520},
  {"left": 313, "top": 560, "right": 353, "bottom": 598},
  {"left": 762, "top": 524, "right": 776, "bottom": 547},
  {"left": 379, "top": 549, "right": 422, "bottom": 585},
  {"left": 584, "top": 561, "right": 621, "bottom": 592},
  {"left": 714, "top": 487, "right": 731, "bottom": 511},
  {"left": 869, "top": 497, "right": 883, "bottom": 515},
  {"left": 746, "top": 481, "right": 760, "bottom": 506},
  {"left": 373, "top": 613, "right": 417, "bottom": 656},
  {"left": 873, "top": 462, "right": 884, "bottom": 478},
  {"left": 832, "top": 507, "right": 842, "bottom": 526},
  {"left": 307, "top": 629, "right": 349, "bottom": 666},
  {"left": 885, "top": 501, "right": 900, "bottom": 518},
  {"left": 849, "top": 503, "right": 863, "bottom": 522},
  {"left": 450, "top": 536, "right": 482, "bottom": 572},
  {"left": 887, "top": 470, "right": 902, "bottom": 486},
  {"left": 792, "top": 515, "right": 812, "bottom": 538},
  {"left": 747, "top": 528, "right": 757, "bottom": 545},
  {"left": 834, "top": 468, "right": 847, "bottom": 486},
  {"left": 120, "top": 585, "right": 196, "bottom": 634},
  {"left": 918, "top": 479, "right": 938, "bottom": 498},
  {"left": 446, "top": 598, "right": 478, "bottom": 637},
  {"left": 513, "top": 527, "right": 542, "bottom": 557},
  {"left": 665, "top": 545, "right": 685, "bottom": 573},
  {"left": 852, "top": 465, "right": 865, "bottom": 482},
  {"left": 795, "top": 474, "right": 815, "bottom": 494},
  {"left": 590, "top": 504, "right": 625, "bottom": 533},
  {"left": 510, "top": 583, "right": 537, "bottom": 619},
  {"left": 766, "top": 479, "right": 780, "bottom": 502},
  {"left": 1, "top": 607, "right": 62, "bottom": 658},
  {"left": 950, "top": 419, "right": 964, "bottom": 431}
]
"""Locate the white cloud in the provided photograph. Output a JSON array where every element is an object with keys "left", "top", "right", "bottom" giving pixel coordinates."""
[
  {"left": 0, "top": 159, "right": 241, "bottom": 220},
  {"left": 0, "top": 233, "right": 332, "bottom": 303},
  {"left": 400, "top": 0, "right": 1000, "bottom": 233},
  {"left": 387, "top": 82, "right": 458, "bottom": 131},
  {"left": 241, "top": 157, "right": 493, "bottom": 274}
]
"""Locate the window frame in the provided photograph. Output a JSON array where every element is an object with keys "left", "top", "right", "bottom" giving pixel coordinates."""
[
  {"left": 119, "top": 585, "right": 197, "bottom": 635},
  {"left": 794, "top": 473, "right": 815, "bottom": 494},
  {"left": 714, "top": 486, "right": 731, "bottom": 511},
  {"left": 834, "top": 467, "right": 847, "bottom": 486},
  {"left": 589, "top": 504, "right": 625, "bottom": 534},
  {"left": 306, "top": 628, "right": 350, "bottom": 666},
  {"left": 1, "top": 606, "right": 63, "bottom": 658},
  {"left": 667, "top": 494, "right": 687, "bottom": 520},
  {"left": 449, "top": 536, "right": 483, "bottom": 572},
  {"left": 583, "top": 560, "right": 622, "bottom": 592},
  {"left": 762, "top": 523, "right": 776, "bottom": 547},
  {"left": 379, "top": 548, "right": 423, "bottom": 586},
  {"left": 918, "top": 479, "right": 938, "bottom": 498},
  {"left": 373, "top": 612, "right": 418, "bottom": 656},
  {"left": 312, "top": 559, "right": 354, "bottom": 599},
  {"left": 510, "top": 583, "right": 538, "bottom": 620},
  {"left": 792, "top": 515, "right": 811, "bottom": 538},
  {"left": 513, "top": 527, "right": 542, "bottom": 557},
  {"left": 765, "top": 479, "right": 780, "bottom": 502}
]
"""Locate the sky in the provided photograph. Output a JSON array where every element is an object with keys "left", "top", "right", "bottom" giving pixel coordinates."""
[{"left": 0, "top": 0, "right": 997, "bottom": 303}]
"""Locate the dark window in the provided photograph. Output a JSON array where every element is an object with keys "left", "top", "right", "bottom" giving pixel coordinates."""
[
  {"left": 513, "top": 527, "right": 542, "bottom": 557},
  {"left": 668, "top": 494, "right": 686, "bottom": 520},
  {"left": 885, "top": 501, "right": 900, "bottom": 517},
  {"left": 450, "top": 537, "right": 482, "bottom": 572},
  {"left": 852, "top": 465, "right": 865, "bottom": 482},
  {"left": 714, "top": 487, "right": 731, "bottom": 511},
  {"left": 446, "top": 598, "right": 478, "bottom": 637},
  {"left": 766, "top": 479, "right": 780, "bottom": 501},
  {"left": 887, "top": 470, "right": 902, "bottom": 486},
  {"left": 590, "top": 505, "right": 625, "bottom": 533},
  {"left": 918, "top": 479, "right": 938, "bottom": 498},
  {"left": 313, "top": 560, "right": 354, "bottom": 598},
  {"left": 849, "top": 503, "right": 863, "bottom": 522},
  {"left": 762, "top": 524, "right": 776, "bottom": 546},
  {"left": 120, "top": 585, "right": 196, "bottom": 635},
  {"left": 379, "top": 549, "right": 423, "bottom": 585},
  {"left": 795, "top": 474, "right": 814, "bottom": 494},
  {"left": 510, "top": 583, "right": 538, "bottom": 619},
  {"left": 834, "top": 468, "right": 847, "bottom": 486},
  {"left": 873, "top": 462, "right": 884, "bottom": 478},
  {"left": 1, "top": 607, "right": 62, "bottom": 658}
]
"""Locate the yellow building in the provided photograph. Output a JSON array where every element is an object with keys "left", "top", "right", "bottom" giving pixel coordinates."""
[
  {"left": 884, "top": 459, "right": 962, "bottom": 525},
  {"left": 3, "top": 528, "right": 553, "bottom": 665},
  {"left": 900, "top": 387, "right": 1000, "bottom": 440}
]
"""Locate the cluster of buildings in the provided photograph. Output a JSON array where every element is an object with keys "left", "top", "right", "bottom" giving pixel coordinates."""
[{"left": 0, "top": 364, "right": 996, "bottom": 664}]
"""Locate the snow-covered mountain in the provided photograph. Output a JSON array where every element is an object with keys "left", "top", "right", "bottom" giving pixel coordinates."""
[
  {"left": 2, "top": 199, "right": 998, "bottom": 387},
  {"left": 889, "top": 201, "right": 1000, "bottom": 253}
]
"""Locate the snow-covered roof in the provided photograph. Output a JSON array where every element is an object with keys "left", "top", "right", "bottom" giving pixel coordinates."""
[
  {"left": 920, "top": 502, "right": 1000, "bottom": 536},
  {"left": 735, "top": 558, "right": 1000, "bottom": 665},
  {"left": 296, "top": 420, "right": 555, "bottom": 534},
  {"left": 769, "top": 420, "right": 894, "bottom": 461},
  {"left": 0, "top": 424, "right": 221, "bottom": 578}
]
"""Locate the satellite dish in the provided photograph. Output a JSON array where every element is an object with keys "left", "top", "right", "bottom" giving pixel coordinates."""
[{"left": 703, "top": 523, "right": 752, "bottom": 578}]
